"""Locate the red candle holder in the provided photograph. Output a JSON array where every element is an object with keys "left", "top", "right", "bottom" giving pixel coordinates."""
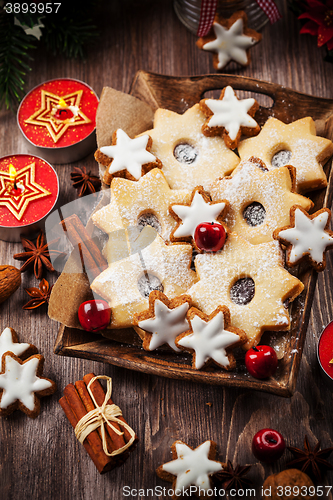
[
  {"left": 17, "top": 78, "right": 99, "bottom": 164},
  {"left": 317, "top": 321, "right": 333, "bottom": 390},
  {"left": 0, "top": 154, "right": 59, "bottom": 242}
]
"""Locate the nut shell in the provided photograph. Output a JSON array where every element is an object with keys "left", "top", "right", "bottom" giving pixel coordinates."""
[
  {"left": 263, "top": 469, "right": 317, "bottom": 499},
  {"left": 0, "top": 265, "right": 21, "bottom": 304}
]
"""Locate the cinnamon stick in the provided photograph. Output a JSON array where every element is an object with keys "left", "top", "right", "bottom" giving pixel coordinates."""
[
  {"left": 59, "top": 396, "right": 103, "bottom": 472},
  {"left": 83, "top": 373, "right": 137, "bottom": 446},
  {"left": 61, "top": 383, "right": 115, "bottom": 474},
  {"left": 60, "top": 214, "right": 108, "bottom": 280},
  {"left": 74, "top": 380, "right": 117, "bottom": 454}
]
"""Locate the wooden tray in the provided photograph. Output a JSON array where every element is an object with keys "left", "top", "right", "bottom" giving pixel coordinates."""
[{"left": 54, "top": 71, "right": 333, "bottom": 397}]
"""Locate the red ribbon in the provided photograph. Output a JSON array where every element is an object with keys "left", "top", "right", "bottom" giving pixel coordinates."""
[
  {"left": 197, "top": 0, "right": 218, "bottom": 37},
  {"left": 196, "top": 0, "right": 281, "bottom": 37}
]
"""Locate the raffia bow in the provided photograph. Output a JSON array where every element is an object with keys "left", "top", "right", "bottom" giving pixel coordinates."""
[{"left": 74, "top": 375, "right": 135, "bottom": 457}]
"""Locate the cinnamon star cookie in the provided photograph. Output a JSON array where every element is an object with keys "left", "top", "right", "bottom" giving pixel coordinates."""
[
  {"left": 143, "top": 104, "right": 240, "bottom": 190},
  {"left": 196, "top": 12, "right": 262, "bottom": 70}
]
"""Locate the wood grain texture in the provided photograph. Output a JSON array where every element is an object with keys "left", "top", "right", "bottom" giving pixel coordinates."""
[{"left": 0, "top": 0, "right": 333, "bottom": 498}]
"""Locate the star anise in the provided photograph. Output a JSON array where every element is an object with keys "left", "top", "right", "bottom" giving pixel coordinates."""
[
  {"left": 213, "top": 460, "right": 253, "bottom": 491},
  {"left": 70, "top": 166, "right": 101, "bottom": 197},
  {"left": 22, "top": 279, "right": 53, "bottom": 310},
  {"left": 287, "top": 435, "right": 333, "bottom": 482},
  {"left": 14, "top": 232, "right": 62, "bottom": 280}
]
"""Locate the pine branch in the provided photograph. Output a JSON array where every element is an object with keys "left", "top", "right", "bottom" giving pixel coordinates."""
[
  {"left": 42, "top": 18, "right": 98, "bottom": 59},
  {"left": 0, "top": 9, "right": 36, "bottom": 110}
]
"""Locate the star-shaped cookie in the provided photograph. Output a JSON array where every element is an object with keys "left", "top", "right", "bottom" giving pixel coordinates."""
[
  {"left": 196, "top": 12, "right": 262, "bottom": 70},
  {"left": 143, "top": 103, "right": 240, "bottom": 190},
  {"left": 176, "top": 306, "right": 246, "bottom": 370},
  {"left": 0, "top": 162, "right": 51, "bottom": 221},
  {"left": 25, "top": 89, "right": 90, "bottom": 143},
  {"left": 237, "top": 117, "right": 333, "bottom": 193},
  {"left": 210, "top": 157, "right": 313, "bottom": 244},
  {"left": 169, "top": 186, "right": 228, "bottom": 248},
  {"left": 95, "top": 129, "right": 161, "bottom": 185},
  {"left": 0, "top": 353, "right": 56, "bottom": 418},
  {"left": 188, "top": 232, "right": 304, "bottom": 349},
  {"left": 134, "top": 291, "right": 192, "bottom": 351},
  {"left": 90, "top": 234, "right": 197, "bottom": 328},
  {"left": 0, "top": 327, "right": 37, "bottom": 370},
  {"left": 200, "top": 86, "right": 260, "bottom": 149},
  {"left": 274, "top": 206, "right": 333, "bottom": 272},
  {"left": 156, "top": 440, "right": 223, "bottom": 494},
  {"left": 92, "top": 169, "right": 192, "bottom": 245}
]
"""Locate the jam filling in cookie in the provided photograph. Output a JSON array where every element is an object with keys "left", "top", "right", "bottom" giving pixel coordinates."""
[
  {"left": 230, "top": 277, "right": 255, "bottom": 305},
  {"left": 243, "top": 202, "right": 266, "bottom": 227},
  {"left": 137, "top": 273, "right": 164, "bottom": 298},
  {"left": 173, "top": 143, "right": 198, "bottom": 164}
]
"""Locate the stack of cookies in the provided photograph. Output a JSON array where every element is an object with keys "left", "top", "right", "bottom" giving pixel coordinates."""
[{"left": 71, "top": 86, "right": 333, "bottom": 371}]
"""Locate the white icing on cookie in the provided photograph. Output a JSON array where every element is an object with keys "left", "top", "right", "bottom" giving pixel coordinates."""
[
  {"left": 177, "top": 311, "right": 240, "bottom": 369},
  {"left": 0, "top": 328, "right": 30, "bottom": 370},
  {"left": 278, "top": 209, "right": 333, "bottom": 264},
  {"left": 162, "top": 441, "right": 222, "bottom": 491},
  {"left": 172, "top": 191, "right": 225, "bottom": 238},
  {"left": 139, "top": 300, "right": 189, "bottom": 351},
  {"left": 205, "top": 86, "right": 258, "bottom": 141},
  {"left": 0, "top": 355, "right": 52, "bottom": 411},
  {"left": 100, "top": 129, "right": 156, "bottom": 180},
  {"left": 203, "top": 19, "right": 256, "bottom": 69}
]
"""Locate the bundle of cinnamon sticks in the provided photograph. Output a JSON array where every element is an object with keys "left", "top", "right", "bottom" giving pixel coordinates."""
[
  {"left": 59, "top": 373, "right": 137, "bottom": 474},
  {"left": 60, "top": 214, "right": 108, "bottom": 280}
]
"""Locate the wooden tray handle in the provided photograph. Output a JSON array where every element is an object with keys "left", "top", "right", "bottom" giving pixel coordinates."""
[{"left": 131, "top": 71, "right": 333, "bottom": 125}]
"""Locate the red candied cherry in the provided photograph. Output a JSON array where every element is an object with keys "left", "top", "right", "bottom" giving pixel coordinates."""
[
  {"left": 245, "top": 345, "right": 278, "bottom": 379},
  {"left": 194, "top": 222, "right": 226, "bottom": 252},
  {"left": 78, "top": 299, "right": 111, "bottom": 332},
  {"left": 252, "top": 428, "right": 285, "bottom": 463}
]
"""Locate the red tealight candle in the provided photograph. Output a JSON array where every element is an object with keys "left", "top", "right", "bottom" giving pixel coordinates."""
[
  {"left": 317, "top": 321, "right": 333, "bottom": 390},
  {"left": 17, "top": 78, "right": 99, "bottom": 164},
  {"left": 0, "top": 154, "right": 59, "bottom": 242}
]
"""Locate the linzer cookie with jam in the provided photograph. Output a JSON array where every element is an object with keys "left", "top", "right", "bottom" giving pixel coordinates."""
[
  {"left": 141, "top": 103, "right": 240, "bottom": 190},
  {"left": 209, "top": 157, "right": 312, "bottom": 244},
  {"left": 237, "top": 116, "right": 333, "bottom": 193},
  {"left": 187, "top": 232, "right": 304, "bottom": 350},
  {"left": 92, "top": 168, "right": 192, "bottom": 247},
  {"left": 90, "top": 231, "right": 196, "bottom": 328}
]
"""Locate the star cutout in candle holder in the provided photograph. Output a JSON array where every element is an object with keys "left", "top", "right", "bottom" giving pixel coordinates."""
[
  {"left": 0, "top": 162, "right": 51, "bottom": 221},
  {"left": 24, "top": 90, "right": 91, "bottom": 143}
]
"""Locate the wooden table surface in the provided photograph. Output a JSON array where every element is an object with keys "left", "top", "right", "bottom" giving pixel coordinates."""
[{"left": 1, "top": 1, "right": 333, "bottom": 498}]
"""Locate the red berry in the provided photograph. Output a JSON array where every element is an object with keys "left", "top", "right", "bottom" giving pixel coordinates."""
[
  {"left": 245, "top": 345, "right": 278, "bottom": 379},
  {"left": 194, "top": 222, "right": 226, "bottom": 252},
  {"left": 252, "top": 428, "right": 285, "bottom": 463},
  {"left": 78, "top": 300, "right": 111, "bottom": 332}
]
